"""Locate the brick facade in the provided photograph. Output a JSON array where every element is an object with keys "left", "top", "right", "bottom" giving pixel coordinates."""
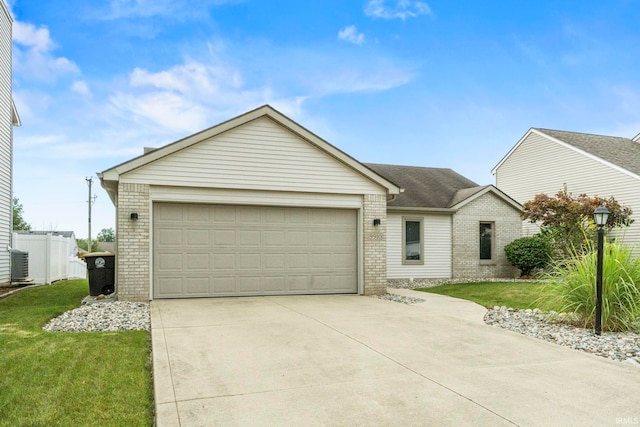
[
  {"left": 116, "top": 183, "right": 150, "bottom": 301},
  {"left": 363, "top": 193, "right": 387, "bottom": 295},
  {"left": 452, "top": 192, "right": 521, "bottom": 279}
]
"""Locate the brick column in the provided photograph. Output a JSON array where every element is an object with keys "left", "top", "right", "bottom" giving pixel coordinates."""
[
  {"left": 116, "top": 183, "right": 150, "bottom": 301},
  {"left": 363, "top": 194, "right": 387, "bottom": 295}
]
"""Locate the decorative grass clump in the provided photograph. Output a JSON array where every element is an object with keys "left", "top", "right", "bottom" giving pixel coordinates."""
[{"left": 542, "top": 241, "right": 640, "bottom": 332}]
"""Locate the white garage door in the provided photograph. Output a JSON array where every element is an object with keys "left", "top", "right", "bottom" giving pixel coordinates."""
[{"left": 153, "top": 203, "right": 358, "bottom": 298}]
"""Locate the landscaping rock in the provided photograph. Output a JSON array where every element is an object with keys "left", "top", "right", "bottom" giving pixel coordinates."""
[
  {"left": 485, "top": 306, "right": 640, "bottom": 367},
  {"left": 43, "top": 301, "right": 150, "bottom": 332}
]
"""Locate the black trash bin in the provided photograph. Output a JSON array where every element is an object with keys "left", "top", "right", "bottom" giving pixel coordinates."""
[{"left": 84, "top": 252, "right": 115, "bottom": 296}]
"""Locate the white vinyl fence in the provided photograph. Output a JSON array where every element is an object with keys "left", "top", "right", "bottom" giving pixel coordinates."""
[{"left": 12, "top": 232, "right": 86, "bottom": 284}]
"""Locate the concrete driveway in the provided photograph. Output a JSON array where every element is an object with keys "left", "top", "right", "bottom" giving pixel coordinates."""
[{"left": 151, "top": 289, "right": 639, "bottom": 426}]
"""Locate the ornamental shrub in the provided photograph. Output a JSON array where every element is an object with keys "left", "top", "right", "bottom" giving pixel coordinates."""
[
  {"left": 543, "top": 240, "right": 640, "bottom": 332},
  {"left": 504, "top": 235, "right": 552, "bottom": 276}
]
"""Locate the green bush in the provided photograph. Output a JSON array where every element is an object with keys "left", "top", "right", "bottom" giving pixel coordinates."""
[
  {"left": 543, "top": 240, "right": 640, "bottom": 332},
  {"left": 504, "top": 235, "right": 552, "bottom": 276}
]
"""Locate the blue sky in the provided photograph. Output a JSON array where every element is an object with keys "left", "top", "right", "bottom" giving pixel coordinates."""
[{"left": 9, "top": 0, "right": 640, "bottom": 238}]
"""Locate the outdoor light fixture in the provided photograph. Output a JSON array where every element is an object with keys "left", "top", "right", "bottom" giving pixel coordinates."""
[
  {"left": 130, "top": 213, "right": 139, "bottom": 221},
  {"left": 593, "top": 205, "right": 610, "bottom": 335},
  {"left": 373, "top": 218, "right": 381, "bottom": 226}
]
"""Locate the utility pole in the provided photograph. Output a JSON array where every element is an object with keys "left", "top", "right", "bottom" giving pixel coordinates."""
[{"left": 86, "top": 177, "right": 96, "bottom": 252}]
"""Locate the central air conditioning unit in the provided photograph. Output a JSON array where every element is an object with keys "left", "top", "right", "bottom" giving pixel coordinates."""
[{"left": 10, "top": 249, "right": 29, "bottom": 282}]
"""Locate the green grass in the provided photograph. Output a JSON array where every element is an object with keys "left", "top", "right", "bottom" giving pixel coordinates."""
[
  {"left": 0, "top": 279, "right": 153, "bottom": 426},
  {"left": 416, "top": 281, "right": 552, "bottom": 309}
]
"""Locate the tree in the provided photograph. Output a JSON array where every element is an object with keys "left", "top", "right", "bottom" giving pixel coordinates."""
[
  {"left": 97, "top": 227, "right": 115, "bottom": 242},
  {"left": 521, "top": 187, "right": 633, "bottom": 258},
  {"left": 76, "top": 238, "right": 103, "bottom": 253},
  {"left": 12, "top": 197, "right": 31, "bottom": 231}
]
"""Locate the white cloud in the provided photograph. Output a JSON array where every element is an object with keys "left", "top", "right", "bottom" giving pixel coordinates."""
[
  {"left": 103, "top": 0, "right": 241, "bottom": 19},
  {"left": 365, "top": 0, "right": 431, "bottom": 20},
  {"left": 311, "top": 66, "right": 415, "bottom": 95},
  {"left": 13, "top": 21, "right": 53, "bottom": 51},
  {"left": 338, "top": 25, "right": 365, "bottom": 45},
  {"left": 110, "top": 58, "right": 305, "bottom": 134},
  {"left": 13, "top": 21, "right": 79, "bottom": 81},
  {"left": 71, "top": 80, "right": 92, "bottom": 97}
]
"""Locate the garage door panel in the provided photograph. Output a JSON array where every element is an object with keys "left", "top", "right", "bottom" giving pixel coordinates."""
[
  {"left": 186, "top": 253, "right": 210, "bottom": 270},
  {"left": 157, "top": 277, "right": 183, "bottom": 296},
  {"left": 239, "top": 230, "right": 261, "bottom": 246},
  {"left": 158, "top": 229, "right": 183, "bottom": 246},
  {"left": 157, "top": 253, "right": 183, "bottom": 270},
  {"left": 264, "top": 230, "right": 286, "bottom": 247},
  {"left": 287, "top": 231, "right": 308, "bottom": 246},
  {"left": 311, "top": 231, "right": 331, "bottom": 246},
  {"left": 214, "top": 230, "right": 236, "bottom": 245},
  {"left": 154, "top": 203, "right": 357, "bottom": 298},
  {"left": 185, "top": 277, "right": 209, "bottom": 294},
  {"left": 213, "top": 205, "right": 236, "bottom": 222},
  {"left": 186, "top": 205, "right": 211, "bottom": 222},
  {"left": 288, "top": 253, "right": 310, "bottom": 269},
  {"left": 334, "top": 253, "right": 357, "bottom": 268},
  {"left": 237, "top": 276, "right": 261, "bottom": 293},
  {"left": 288, "top": 275, "right": 310, "bottom": 291},
  {"left": 213, "top": 253, "right": 235, "bottom": 269},
  {"left": 186, "top": 229, "right": 210, "bottom": 246},
  {"left": 264, "top": 254, "right": 285, "bottom": 269},
  {"left": 263, "top": 276, "right": 286, "bottom": 292},
  {"left": 212, "top": 277, "right": 235, "bottom": 293},
  {"left": 238, "top": 253, "right": 261, "bottom": 269}
]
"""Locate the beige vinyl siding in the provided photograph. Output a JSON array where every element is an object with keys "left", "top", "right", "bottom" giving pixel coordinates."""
[
  {"left": 0, "top": 5, "right": 12, "bottom": 283},
  {"left": 495, "top": 132, "right": 640, "bottom": 246},
  {"left": 386, "top": 213, "right": 452, "bottom": 279},
  {"left": 124, "top": 117, "right": 381, "bottom": 195}
]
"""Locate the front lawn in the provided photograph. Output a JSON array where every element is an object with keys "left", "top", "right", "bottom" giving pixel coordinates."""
[
  {"left": 0, "top": 279, "right": 153, "bottom": 426},
  {"left": 416, "top": 281, "right": 551, "bottom": 309}
]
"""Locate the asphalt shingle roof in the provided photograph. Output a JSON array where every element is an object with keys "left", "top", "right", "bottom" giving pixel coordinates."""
[
  {"left": 364, "top": 163, "right": 484, "bottom": 208},
  {"left": 535, "top": 128, "right": 640, "bottom": 177}
]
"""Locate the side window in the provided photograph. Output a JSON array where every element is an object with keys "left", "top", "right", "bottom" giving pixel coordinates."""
[
  {"left": 479, "top": 222, "right": 493, "bottom": 260},
  {"left": 403, "top": 218, "right": 423, "bottom": 265}
]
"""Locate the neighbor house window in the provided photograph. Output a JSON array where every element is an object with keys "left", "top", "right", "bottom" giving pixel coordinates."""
[
  {"left": 479, "top": 222, "right": 493, "bottom": 260},
  {"left": 403, "top": 218, "right": 423, "bottom": 265}
]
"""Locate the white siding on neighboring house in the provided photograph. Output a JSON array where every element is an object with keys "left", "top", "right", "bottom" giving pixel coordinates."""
[
  {"left": 495, "top": 132, "right": 640, "bottom": 246},
  {"left": 386, "top": 212, "right": 452, "bottom": 279},
  {"left": 124, "top": 117, "right": 382, "bottom": 195},
  {"left": 0, "top": 2, "right": 12, "bottom": 284}
]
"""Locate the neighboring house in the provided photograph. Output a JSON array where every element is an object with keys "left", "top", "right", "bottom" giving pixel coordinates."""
[
  {"left": 0, "top": 1, "right": 20, "bottom": 286},
  {"left": 99, "top": 105, "right": 520, "bottom": 302},
  {"left": 365, "top": 164, "right": 522, "bottom": 281},
  {"left": 492, "top": 128, "right": 640, "bottom": 246}
]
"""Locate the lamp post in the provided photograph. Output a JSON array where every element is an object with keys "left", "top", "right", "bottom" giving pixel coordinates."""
[{"left": 593, "top": 205, "right": 610, "bottom": 335}]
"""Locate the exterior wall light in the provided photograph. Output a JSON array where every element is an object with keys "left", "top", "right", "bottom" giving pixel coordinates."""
[
  {"left": 373, "top": 218, "right": 381, "bottom": 226},
  {"left": 130, "top": 213, "right": 139, "bottom": 221}
]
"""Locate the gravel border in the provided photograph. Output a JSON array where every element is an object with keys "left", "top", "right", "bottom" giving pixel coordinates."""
[{"left": 485, "top": 306, "right": 640, "bottom": 367}]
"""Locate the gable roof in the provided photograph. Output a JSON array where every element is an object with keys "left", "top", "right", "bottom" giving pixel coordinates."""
[
  {"left": 492, "top": 128, "right": 640, "bottom": 179},
  {"left": 364, "top": 163, "right": 521, "bottom": 211},
  {"left": 98, "top": 105, "right": 401, "bottom": 202}
]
